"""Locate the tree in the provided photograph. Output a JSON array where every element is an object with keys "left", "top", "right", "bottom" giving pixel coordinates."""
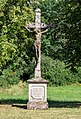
[
  {"left": 62, "top": 0, "right": 81, "bottom": 69},
  {"left": 39, "top": 0, "right": 65, "bottom": 60},
  {"left": 0, "top": 0, "right": 35, "bottom": 86},
  {"left": 40, "top": 0, "right": 81, "bottom": 70}
]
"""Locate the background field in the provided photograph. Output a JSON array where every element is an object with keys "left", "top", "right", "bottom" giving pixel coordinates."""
[{"left": 0, "top": 82, "right": 81, "bottom": 119}]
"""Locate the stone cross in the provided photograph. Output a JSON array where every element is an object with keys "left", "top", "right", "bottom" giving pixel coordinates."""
[{"left": 25, "top": 8, "right": 48, "bottom": 80}]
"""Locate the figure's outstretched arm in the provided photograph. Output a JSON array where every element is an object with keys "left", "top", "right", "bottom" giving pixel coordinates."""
[
  {"left": 25, "top": 26, "right": 33, "bottom": 32},
  {"left": 41, "top": 29, "right": 48, "bottom": 34},
  {"left": 34, "top": 28, "right": 48, "bottom": 34}
]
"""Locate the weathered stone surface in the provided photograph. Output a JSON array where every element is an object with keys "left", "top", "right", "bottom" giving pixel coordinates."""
[
  {"left": 25, "top": 8, "right": 48, "bottom": 80},
  {"left": 25, "top": 8, "right": 48, "bottom": 110},
  {"left": 27, "top": 101, "right": 48, "bottom": 110},
  {"left": 31, "top": 85, "right": 45, "bottom": 100},
  {"left": 27, "top": 78, "right": 48, "bottom": 109},
  {"left": 28, "top": 78, "right": 48, "bottom": 102},
  {"left": 27, "top": 78, "right": 48, "bottom": 83}
]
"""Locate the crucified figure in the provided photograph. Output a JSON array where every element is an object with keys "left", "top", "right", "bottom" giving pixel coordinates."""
[
  {"left": 25, "top": 8, "right": 48, "bottom": 79},
  {"left": 25, "top": 26, "right": 48, "bottom": 66},
  {"left": 34, "top": 31, "right": 41, "bottom": 66},
  {"left": 34, "top": 28, "right": 48, "bottom": 66}
]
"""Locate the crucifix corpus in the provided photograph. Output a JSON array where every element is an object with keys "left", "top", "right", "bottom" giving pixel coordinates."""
[
  {"left": 25, "top": 8, "right": 48, "bottom": 110},
  {"left": 25, "top": 8, "right": 48, "bottom": 80}
]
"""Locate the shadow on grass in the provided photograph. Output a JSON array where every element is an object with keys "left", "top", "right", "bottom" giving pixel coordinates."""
[
  {"left": 0, "top": 99, "right": 27, "bottom": 104},
  {"left": 48, "top": 100, "right": 81, "bottom": 108},
  {"left": 0, "top": 99, "right": 28, "bottom": 109},
  {"left": 0, "top": 99, "right": 81, "bottom": 109},
  {"left": 12, "top": 104, "right": 27, "bottom": 109}
]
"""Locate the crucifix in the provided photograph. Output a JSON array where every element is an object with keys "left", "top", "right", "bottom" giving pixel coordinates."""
[
  {"left": 25, "top": 8, "right": 48, "bottom": 80},
  {"left": 25, "top": 8, "right": 50, "bottom": 110}
]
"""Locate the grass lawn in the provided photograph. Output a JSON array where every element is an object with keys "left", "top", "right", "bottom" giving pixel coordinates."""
[{"left": 0, "top": 82, "right": 81, "bottom": 119}]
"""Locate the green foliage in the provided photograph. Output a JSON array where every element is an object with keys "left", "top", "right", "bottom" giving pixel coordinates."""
[
  {"left": 0, "top": 0, "right": 34, "bottom": 68},
  {"left": 0, "top": 0, "right": 81, "bottom": 87},
  {"left": 73, "top": 67, "right": 81, "bottom": 83},
  {"left": 0, "top": 0, "right": 35, "bottom": 87},
  {"left": 42, "top": 55, "right": 78, "bottom": 86},
  {"left": 39, "top": 0, "right": 65, "bottom": 61},
  {"left": 0, "top": 67, "right": 19, "bottom": 87},
  {"left": 40, "top": 0, "right": 81, "bottom": 69},
  {"left": 40, "top": 0, "right": 81, "bottom": 85},
  {"left": 62, "top": 0, "right": 81, "bottom": 68},
  {"left": 0, "top": 57, "right": 34, "bottom": 87}
]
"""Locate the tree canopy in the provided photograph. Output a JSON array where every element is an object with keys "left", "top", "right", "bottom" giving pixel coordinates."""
[
  {"left": 0, "top": 0, "right": 81, "bottom": 86},
  {"left": 40, "top": 0, "right": 81, "bottom": 69}
]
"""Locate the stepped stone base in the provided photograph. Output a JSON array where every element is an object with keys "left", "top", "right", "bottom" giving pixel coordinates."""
[
  {"left": 27, "top": 101, "right": 48, "bottom": 110},
  {"left": 27, "top": 78, "right": 48, "bottom": 110}
]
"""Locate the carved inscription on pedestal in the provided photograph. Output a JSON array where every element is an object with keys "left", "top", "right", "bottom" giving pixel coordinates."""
[{"left": 31, "top": 85, "right": 45, "bottom": 100}]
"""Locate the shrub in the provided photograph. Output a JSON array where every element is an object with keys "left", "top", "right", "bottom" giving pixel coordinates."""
[
  {"left": 41, "top": 55, "right": 77, "bottom": 86},
  {"left": 74, "top": 67, "right": 81, "bottom": 83},
  {"left": 0, "top": 58, "right": 34, "bottom": 87},
  {"left": 0, "top": 68, "right": 20, "bottom": 87}
]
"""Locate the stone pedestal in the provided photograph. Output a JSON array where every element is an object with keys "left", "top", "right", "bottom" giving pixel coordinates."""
[{"left": 27, "top": 78, "right": 48, "bottom": 110}]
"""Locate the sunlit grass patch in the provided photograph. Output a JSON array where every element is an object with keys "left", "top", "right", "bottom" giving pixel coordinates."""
[{"left": 0, "top": 83, "right": 81, "bottom": 119}]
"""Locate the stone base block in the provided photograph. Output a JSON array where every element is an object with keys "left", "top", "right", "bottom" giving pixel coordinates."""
[{"left": 27, "top": 101, "right": 48, "bottom": 110}]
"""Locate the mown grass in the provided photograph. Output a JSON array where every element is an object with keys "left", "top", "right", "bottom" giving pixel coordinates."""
[
  {"left": 48, "top": 84, "right": 81, "bottom": 101},
  {"left": 0, "top": 82, "right": 28, "bottom": 104},
  {"left": 0, "top": 82, "right": 81, "bottom": 119},
  {"left": 0, "top": 105, "right": 81, "bottom": 119}
]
